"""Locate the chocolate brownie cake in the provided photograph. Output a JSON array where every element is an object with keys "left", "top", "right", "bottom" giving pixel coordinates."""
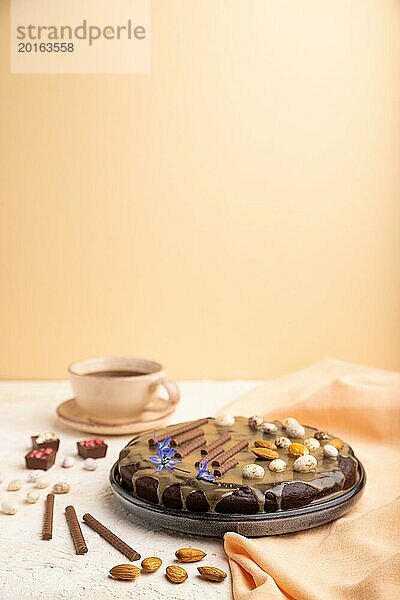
[{"left": 117, "top": 416, "right": 359, "bottom": 514}]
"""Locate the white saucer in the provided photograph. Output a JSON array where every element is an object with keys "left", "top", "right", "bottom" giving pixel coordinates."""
[{"left": 56, "top": 398, "right": 176, "bottom": 435}]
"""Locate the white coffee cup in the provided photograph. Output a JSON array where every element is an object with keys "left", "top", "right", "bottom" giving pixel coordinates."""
[{"left": 68, "top": 356, "right": 180, "bottom": 424}]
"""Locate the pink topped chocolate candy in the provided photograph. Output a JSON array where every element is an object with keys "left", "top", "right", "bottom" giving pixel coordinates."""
[
  {"left": 25, "top": 446, "right": 56, "bottom": 470},
  {"left": 77, "top": 439, "right": 107, "bottom": 459}
]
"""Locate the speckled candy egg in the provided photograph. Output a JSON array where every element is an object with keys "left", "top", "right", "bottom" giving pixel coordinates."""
[
  {"left": 275, "top": 436, "right": 291, "bottom": 449},
  {"left": 62, "top": 456, "right": 75, "bottom": 469},
  {"left": 293, "top": 455, "right": 317, "bottom": 473},
  {"left": 282, "top": 417, "right": 299, "bottom": 429},
  {"left": 248, "top": 415, "right": 263, "bottom": 430},
  {"left": 304, "top": 438, "right": 320, "bottom": 452},
  {"left": 285, "top": 422, "right": 306, "bottom": 439},
  {"left": 242, "top": 464, "right": 265, "bottom": 479},
  {"left": 261, "top": 422, "right": 278, "bottom": 434},
  {"left": 323, "top": 444, "right": 339, "bottom": 459},
  {"left": 268, "top": 459, "right": 287, "bottom": 472}
]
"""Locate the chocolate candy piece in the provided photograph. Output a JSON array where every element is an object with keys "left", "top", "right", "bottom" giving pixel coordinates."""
[
  {"left": 200, "top": 433, "right": 231, "bottom": 455},
  {"left": 211, "top": 440, "right": 248, "bottom": 467},
  {"left": 215, "top": 487, "right": 258, "bottom": 514},
  {"left": 25, "top": 447, "right": 56, "bottom": 471},
  {"left": 83, "top": 513, "right": 140, "bottom": 561},
  {"left": 42, "top": 493, "right": 54, "bottom": 540},
  {"left": 65, "top": 505, "right": 88, "bottom": 555},
  {"left": 77, "top": 439, "right": 108, "bottom": 459},
  {"left": 31, "top": 434, "right": 60, "bottom": 452},
  {"left": 148, "top": 418, "right": 209, "bottom": 446}
]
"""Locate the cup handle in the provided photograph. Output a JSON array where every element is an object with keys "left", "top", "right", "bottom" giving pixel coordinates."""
[{"left": 146, "top": 378, "right": 180, "bottom": 412}]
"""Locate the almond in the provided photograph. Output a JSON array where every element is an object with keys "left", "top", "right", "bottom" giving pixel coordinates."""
[
  {"left": 251, "top": 447, "right": 279, "bottom": 460},
  {"left": 288, "top": 443, "right": 309, "bottom": 458},
  {"left": 175, "top": 547, "right": 206, "bottom": 562},
  {"left": 166, "top": 565, "right": 188, "bottom": 583},
  {"left": 254, "top": 440, "right": 277, "bottom": 450},
  {"left": 109, "top": 564, "right": 140, "bottom": 581},
  {"left": 141, "top": 557, "right": 162, "bottom": 573},
  {"left": 198, "top": 566, "right": 227, "bottom": 582}
]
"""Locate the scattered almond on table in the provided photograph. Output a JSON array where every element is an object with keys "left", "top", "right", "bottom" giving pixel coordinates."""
[
  {"left": 109, "top": 564, "right": 140, "bottom": 581},
  {"left": 175, "top": 547, "right": 206, "bottom": 562},
  {"left": 198, "top": 566, "right": 227, "bottom": 582},
  {"left": 141, "top": 557, "right": 162, "bottom": 573},
  {"left": 166, "top": 565, "right": 188, "bottom": 583}
]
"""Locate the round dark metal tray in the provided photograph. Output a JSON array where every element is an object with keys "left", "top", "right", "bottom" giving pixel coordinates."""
[{"left": 109, "top": 460, "right": 366, "bottom": 538}]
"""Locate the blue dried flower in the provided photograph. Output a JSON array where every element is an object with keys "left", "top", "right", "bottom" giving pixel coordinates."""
[
  {"left": 149, "top": 435, "right": 181, "bottom": 472},
  {"left": 196, "top": 459, "right": 216, "bottom": 482}
]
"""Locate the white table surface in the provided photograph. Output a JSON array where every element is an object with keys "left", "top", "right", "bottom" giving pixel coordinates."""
[{"left": 0, "top": 380, "right": 260, "bottom": 600}]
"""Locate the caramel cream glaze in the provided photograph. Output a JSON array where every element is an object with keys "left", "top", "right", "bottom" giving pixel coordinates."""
[{"left": 118, "top": 417, "right": 359, "bottom": 514}]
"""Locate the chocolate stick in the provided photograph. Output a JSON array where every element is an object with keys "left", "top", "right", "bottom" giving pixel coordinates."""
[
  {"left": 195, "top": 446, "right": 224, "bottom": 467},
  {"left": 200, "top": 433, "right": 231, "bottom": 455},
  {"left": 83, "top": 513, "right": 140, "bottom": 561},
  {"left": 174, "top": 436, "right": 206, "bottom": 459},
  {"left": 42, "top": 493, "right": 54, "bottom": 540},
  {"left": 170, "top": 428, "right": 204, "bottom": 447},
  {"left": 148, "top": 418, "right": 208, "bottom": 445},
  {"left": 211, "top": 440, "right": 249, "bottom": 467},
  {"left": 65, "top": 506, "right": 88, "bottom": 555},
  {"left": 213, "top": 458, "right": 239, "bottom": 477}
]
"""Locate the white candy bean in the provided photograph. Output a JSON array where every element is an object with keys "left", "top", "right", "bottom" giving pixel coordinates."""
[
  {"left": 293, "top": 455, "right": 317, "bottom": 473},
  {"left": 35, "top": 476, "right": 50, "bottom": 489},
  {"left": 26, "top": 470, "right": 45, "bottom": 483},
  {"left": 7, "top": 479, "right": 22, "bottom": 491},
  {"left": 62, "top": 456, "right": 75, "bottom": 469},
  {"left": 84, "top": 458, "right": 97, "bottom": 471},
  {"left": 242, "top": 464, "right": 265, "bottom": 479},
  {"left": 323, "top": 444, "right": 339, "bottom": 459},
  {"left": 268, "top": 459, "right": 287, "bottom": 472},
  {"left": 52, "top": 482, "right": 70, "bottom": 494},
  {"left": 26, "top": 490, "right": 40, "bottom": 504},
  {"left": 1, "top": 501, "right": 17, "bottom": 515}
]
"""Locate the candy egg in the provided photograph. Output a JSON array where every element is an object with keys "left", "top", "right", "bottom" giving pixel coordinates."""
[
  {"left": 62, "top": 456, "right": 75, "bottom": 469},
  {"left": 35, "top": 476, "right": 50, "bottom": 489},
  {"left": 248, "top": 415, "right": 263, "bottom": 430},
  {"left": 261, "top": 422, "right": 278, "bottom": 434},
  {"left": 268, "top": 459, "right": 287, "bottom": 472},
  {"left": 282, "top": 417, "right": 299, "bottom": 429},
  {"left": 275, "top": 436, "right": 291, "bottom": 449},
  {"left": 285, "top": 422, "right": 306, "bottom": 438},
  {"left": 288, "top": 443, "right": 309, "bottom": 458},
  {"left": 293, "top": 455, "right": 317, "bottom": 473},
  {"left": 242, "top": 464, "right": 265, "bottom": 479},
  {"left": 83, "top": 458, "right": 97, "bottom": 471},
  {"left": 215, "top": 415, "right": 235, "bottom": 427},
  {"left": 323, "top": 444, "right": 339, "bottom": 459},
  {"left": 7, "top": 479, "right": 22, "bottom": 491},
  {"left": 304, "top": 438, "right": 320, "bottom": 452},
  {"left": 1, "top": 500, "right": 17, "bottom": 514},
  {"left": 26, "top": 490, "right": 40, "bottom": 504}
]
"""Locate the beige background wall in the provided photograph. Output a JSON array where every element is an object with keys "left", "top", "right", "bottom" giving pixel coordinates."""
[{"left": 0, "top": 0, "right": 399, "bottom": 380}]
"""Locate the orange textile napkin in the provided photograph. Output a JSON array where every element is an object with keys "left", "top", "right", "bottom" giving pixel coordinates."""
[{"left": 222, "top": 359, "right": 400, "bottom": 600}]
